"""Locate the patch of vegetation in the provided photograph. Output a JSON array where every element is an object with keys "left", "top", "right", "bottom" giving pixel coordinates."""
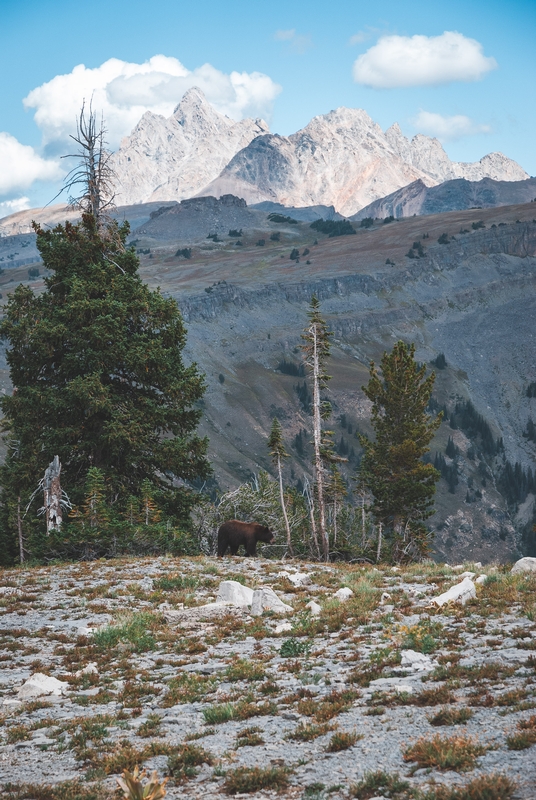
[
  {"left": 202, "top": 700, "right": 277, "bottom": 725},
  {"left": 287, "top": 721, "right": 335, "bottom": 741},
  {"left": 428, "top": 707, "right": 474, "bottom": 726},
  {"left": 175, "top": 247, "right": 192, "bottom": 258},
  {"left": 472, "top": 220, "right": 485, "bottom": 230},
  {"left": 383, "top": 216, "right": 395, "bottom": 224},
  {"left": 223, "top": 765, "right": 291, "bottom": 794},
  {"left": 403, "top": 733, "right": 487, "bottom": 772},
  {"left": 351, "top": 770, "right": 412, "bottom": 799},
  {"left": 422, "top": 775, "right": 517, "bottom": 800},
  {"left": 326, "top": 730, "right": 361, "bottom": 751},
  {"left": 431, "top": 353, "right": 447, "bottom": 370},
  {"left": 360, "top": 217, "right": 374, "bottom": 228},
  {"left": 163, "top": 672, "right": 214, "bottom": 707},
  {"left": 310, "top": 219, "right": 356, "bottom": 237},
  {"left": 270, "top": 231, "right": 281, "bottom": 241},
  {"left": 268, "top": 213, "right": 298, "bottom": 224},
  {"left": 92, "top": 612, "right": 160, "bottom": 653},
  {"left": 405, "top": 240, "right": 426, "bottom": 259},
  {"left": 1, "top": 781, "right": 104, "bottom": 800},
  {"left": 280, "top": 637, "right": 311, "bottom": 658},
  {"left": 438, "top": 233, "right": 450, "bottom": 244},
  {"left": 277, "top": 358, "right": 305, "bottom": 377},
  {"left": 225, "top": 657, "right": 266, "bottom": 682},
  {"left": 506, "top": 713, "right": 536, "bottom": 749},
  {"left": 167, "top": 743, "right": 214, "bottom": 782},
  {"left": 228, "top": 229, "right": 243, "bottom": 237},
  {"left": 235, "top": 725, "right": 265, "bottom": 747}
]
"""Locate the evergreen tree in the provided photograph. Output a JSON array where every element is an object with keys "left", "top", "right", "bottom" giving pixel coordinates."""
[
  {"left": 0, "top": 212, "right": 210, "bottom": 562},
  {"left": 267, "top": 417, "right": 292, "bottom": 555},
  {"left": 301, "top": 295, "right": 333, "bottom": 560},
  {"left": 358, "top": 341, "right": 442, "bottom": 562}
]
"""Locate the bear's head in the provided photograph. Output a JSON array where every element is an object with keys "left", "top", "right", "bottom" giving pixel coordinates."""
[{"left": 256, "top": 525, "right": 275, "bottom": 544}]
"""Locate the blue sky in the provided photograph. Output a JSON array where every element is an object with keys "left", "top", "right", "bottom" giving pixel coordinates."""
[{"left": 0, "top": 0, "right": 534, "bottom": 216}]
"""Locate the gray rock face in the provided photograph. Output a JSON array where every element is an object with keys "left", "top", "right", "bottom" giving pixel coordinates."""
[{"left": 110, "top": 87, "right": 269, "bottom": 206}]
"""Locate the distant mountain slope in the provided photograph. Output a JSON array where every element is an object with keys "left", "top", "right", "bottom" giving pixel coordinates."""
[
  {"left": 109, "top": 87, "right": 269, "bottom": 206},
  {"left": 200, "top": 107, "right": 528, "bottom": 216},
  {"left": 351, "top": 177, "right": 536, "bottom": 220}
]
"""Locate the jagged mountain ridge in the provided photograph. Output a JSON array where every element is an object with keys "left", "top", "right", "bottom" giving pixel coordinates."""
[
  {"left": 199, "top": 107, "right": 527, "bottom": 216},
  {"left": 110, "top": 90, "right": 528, "bottom": 216},
  {"left": 351, "top": 177, "right": 536, "bottom": 221},
  {"left": 109, "top": 87, "right": 269, "bottom": 206}
]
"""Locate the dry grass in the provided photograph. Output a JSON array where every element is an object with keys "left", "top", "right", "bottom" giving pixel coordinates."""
[
  {"left": 223, "top": 765, "right": 291, "bottom": 794},
  {"left": 403, "top": 733, "right": 487, "bottom": 771}
]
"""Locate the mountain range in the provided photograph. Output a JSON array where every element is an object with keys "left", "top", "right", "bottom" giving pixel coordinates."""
[{"left": 110, "top": 88, "right": 528, "bottom": 216}]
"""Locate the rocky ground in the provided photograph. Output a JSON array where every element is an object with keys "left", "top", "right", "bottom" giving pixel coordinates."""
[{"left": 0, "top": 555, "right": 535, "bottom": 799}]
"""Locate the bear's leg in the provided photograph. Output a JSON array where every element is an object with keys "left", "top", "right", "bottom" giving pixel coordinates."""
[
  {"left": 245, "top": 541, "right": 257, "bottom": 557},
  {"left": 230, "top": 545, "right": 239, "bottom": 556}
]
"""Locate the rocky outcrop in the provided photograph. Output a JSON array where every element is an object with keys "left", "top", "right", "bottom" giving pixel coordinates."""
[
  {"left": 351, "top": 177, "right": 536, "bottom": 220},
  {"left": 110, "top": 87, "right": 269, "bottom": 206}
]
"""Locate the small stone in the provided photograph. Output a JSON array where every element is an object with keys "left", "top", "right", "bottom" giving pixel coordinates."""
[
  {"left": 333, "top": 587, "right": 353, "bottom": 601},
  {"left": 138, "top": 577, "right": 154, "bottom": 592},
  {"left": 74, "top": 662, "right": 98, "bottom": 677},
  {"left": 216, "top": 580, "right": 254, "bottom": 606},
  {"left": 431, "top": 577, "right": 476, "bottom": 607},
  {"left": 475, "top": 575, "right": 487, "bottom": 585},
  {"left": 306, "top": 600, "right": 322, "bottom": 616},
  {"left": 400, "top": 649, "right": 436, "bottom": 672},
  {"left": 16, "top": 673, "right": 69, "bottom": 700},
  {"left": 380, "top": 591, "right": 392, "bottom": 605},
  {"left": 251, "top": 587, "right": 293, "bottom": 616}
]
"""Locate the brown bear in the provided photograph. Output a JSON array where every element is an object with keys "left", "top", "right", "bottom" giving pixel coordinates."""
[{"left": 217, "top": 520, "right": 275, "bottom": 557}]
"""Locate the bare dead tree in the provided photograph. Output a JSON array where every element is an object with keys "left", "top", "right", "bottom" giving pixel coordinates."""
[
  {"left": 43, "top": 456, "right": 63, "bottom": 534},
  {"left": 61, "top": 102, "right": 116, "bottom": 223}
]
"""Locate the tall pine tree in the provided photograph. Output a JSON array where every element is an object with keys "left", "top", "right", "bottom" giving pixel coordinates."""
[
  {"left": 358, "top": 341, "right": 441, "bottom": 562},
  {"left": 0, "top": 212, "right": 210, "bottom": 563}
]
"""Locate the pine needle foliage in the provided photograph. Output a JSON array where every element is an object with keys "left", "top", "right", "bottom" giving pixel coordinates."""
[
  {"left": 358, "top": 341, "right": 442, "bottom": 562},
  {"left": 0, "top": 213, "right": 209, "bottom": 562}
]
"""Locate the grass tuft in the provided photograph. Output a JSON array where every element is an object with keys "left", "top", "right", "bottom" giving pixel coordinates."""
[
  {"left": 223, "top": 765, "right": 291, "bottom": 794},
  {"left": 326, "top": 730, "right": 361, "bottom": 751},
  {"left": 403, "top": 733, "right": 487, "bottom": 772}
]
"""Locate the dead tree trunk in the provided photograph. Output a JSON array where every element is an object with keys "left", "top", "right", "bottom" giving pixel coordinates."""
[
  {"left": 43, "top": 456, "right": 62, "bottom": 534},
  {"left": 17, "top": 496, "right": 24, "bottom": 564}
]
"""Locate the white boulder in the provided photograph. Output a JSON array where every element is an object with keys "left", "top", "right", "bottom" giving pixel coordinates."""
[
  {"left": 400, "top": 649, "right": 436, "bottom": 672},
  {"left": 16, "top": 673, "right": 69, "bottom": 700},
  {"left": 306, "top": 600, "right": 322, "bottom": 616},
  {"left": 74, "top": 663, "right": 98, "bottom": 678},
  {"left": 511, "top": 557, "right": 536, "bottom": 575},
  {"left": 475, "top": 575, "right": 487, "bottom": 585},
  {"left": 380, "top": 592, "right": 392, "bottom": 605},
  {"left": 333, "top": 587, "right": 353, "bottom": 601},
  {"left": 216, "top": 580, "right": 254, "bottom": 607},
  {"left": 250, "top": 587, "right": 293, "bottom": 617},
  {"left": 431, "top": 577, "right": 476, "bottom": 607}
]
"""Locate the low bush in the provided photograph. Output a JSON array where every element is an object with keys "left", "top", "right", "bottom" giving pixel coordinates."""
[{"left": 223, "top": 765, "right": 291, "bottom": 794}]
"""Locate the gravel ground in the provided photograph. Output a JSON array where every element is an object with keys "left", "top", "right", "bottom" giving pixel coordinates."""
[{"left": 0, "top": 555, "right": 535, "bottom": 799}]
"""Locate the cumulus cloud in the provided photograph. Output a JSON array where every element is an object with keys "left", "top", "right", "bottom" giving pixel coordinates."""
[
  {"left": 0, "top": 197, "right": 31, "bottom": 220},
  {"left": 353, "top": 31, "right": 497, "bottom": 88},
  {"left": 23, "top": 55, "right": 281, "bottom": 152},
  {"left": 0, "top": 132, "right": 62, "bottom": 196},
  {"left": 413, "top": 110, "right": 492, "bottom": 141}
]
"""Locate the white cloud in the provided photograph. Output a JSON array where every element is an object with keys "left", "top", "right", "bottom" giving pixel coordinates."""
[
  {"left": 23, "top": 55, "right": 281, "bottom": 151},
  {"left": 274, "top": 28, "right": 312, "bottom": 54},
  {"left": 0, "top": 197, "right": 31, "bottom": 220},
  {"left": 0, "top": 132, "right": 62, "bottom": 196},
  {"left": 413, "top": 110, "right": 492, "bottom": 141},
  {"left": 353, "top": 31, "right": 497, "bottom": 89}
]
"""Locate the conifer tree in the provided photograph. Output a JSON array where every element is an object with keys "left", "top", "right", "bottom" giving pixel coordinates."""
[
  {"left": 267, "top": 416, "right": 292, "bottom": 555},
  {"left": 301, "top": 295, "right": 333, "bottom": 560},
  {"left": 358, "top": 341, "right": 441, "bottom": 562},
  {"left": 0, "top": 141, "right": 209, "bottom": 562}
]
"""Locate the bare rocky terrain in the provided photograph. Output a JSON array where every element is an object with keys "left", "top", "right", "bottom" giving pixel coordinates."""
[{"left": 0, "top": 555, "right": 535, "bottom": 799}]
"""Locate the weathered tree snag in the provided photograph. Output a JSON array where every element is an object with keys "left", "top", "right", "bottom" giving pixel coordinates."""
[
  {"left": 17, "top": 496, "right": 24, "bottom": 563},
  {"left": 43, "top": 456, "right": 62, "bottom": 534}
]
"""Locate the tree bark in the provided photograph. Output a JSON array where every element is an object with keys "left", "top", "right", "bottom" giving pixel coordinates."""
[
  {"left": 17, "top": 496, "right": 24, "bottom": 564},
  {"left": 43, "top": 455, "right": 62, "bottom": 534},
  {"left": 311, "top": 323, "right": 329, "bottom": 560},
  {"left": 277, "top": 454, "right": 293, "bottom": 556}
]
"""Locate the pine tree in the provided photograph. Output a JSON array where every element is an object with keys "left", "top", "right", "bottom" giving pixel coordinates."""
[
  {"left": 301, "top": 295, "right": 333, "bottom": 560},
  {"left": 358, "top": 341, "right": 442, "bottom": 562},
  {"left": 0, "top": 213, "right": 209, "bottom": 562},
  {"left": 267, "top": 417, "right": 292, "bottom": 555}
]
